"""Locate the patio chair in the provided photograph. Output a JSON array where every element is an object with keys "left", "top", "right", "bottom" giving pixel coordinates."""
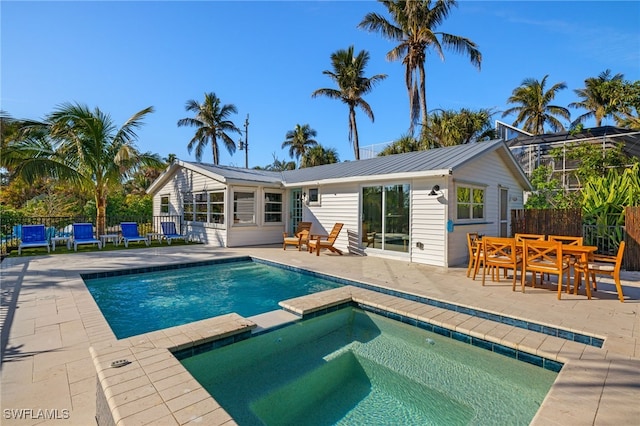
[
  {"left": 283, "top": 221, "right": 312, "bottom": 250},
  {"left": 514, "top": 233, "right": 546, "bottom": 244},
  {"left": 521, "top": 240, "right": 570, "bottom": 299},
  {"left": 481, "top": 237, "right": 521, "bottom": 289},
  {"left": 308, "top": 223, "right": 344, "bottom": 256},
  {"left": 72, "top": 223, "right": 102, "bottom": 251},
  {"left": 576, "top": 242, "right": 626, "bottom": 303},
  {"left": 18, "top": 224, "right": 50, "bottom": 255},
  {"left": 160, "top": 221, "right": 189, "bottom": 245},
  {"left": 466, "top": 232, "right": 481, "bottom": 278},
  {"left": 121, "top": 222, "right": 150, "bottom": 248}
]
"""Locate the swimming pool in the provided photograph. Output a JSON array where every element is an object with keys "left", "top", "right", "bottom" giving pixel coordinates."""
[
  {"left": 82, "top": 258, "right": 342, "bottom": 338},
  {"left": 181, "top": 307, "right": 558, "bottom": 425}
]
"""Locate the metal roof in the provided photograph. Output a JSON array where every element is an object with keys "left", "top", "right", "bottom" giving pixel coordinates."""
[{"left": 148, "top": 138, "right": 532, "bottom": 193}]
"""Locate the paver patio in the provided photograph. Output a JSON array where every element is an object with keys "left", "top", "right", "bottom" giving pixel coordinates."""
[{"left": 1, "top": 245, "right": 639, "bottom": 425}]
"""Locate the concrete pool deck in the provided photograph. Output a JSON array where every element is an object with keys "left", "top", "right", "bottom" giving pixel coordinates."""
[{"left": 1, "top": 244, "right": 639, "bottom": 425}]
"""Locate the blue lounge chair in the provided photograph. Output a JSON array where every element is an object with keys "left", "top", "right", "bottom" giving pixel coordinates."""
[
  {"left": 18, "top": 224, "right": 50, "bottom": 255},
  {"left": 72, "top": 223, "right": 102, "bottom": 251},
  {"left": 160, "top": 221, "right": 189, "bottom": 245},
  {"left": 121, "top": 222, "right": 150, "bottom": 248}
]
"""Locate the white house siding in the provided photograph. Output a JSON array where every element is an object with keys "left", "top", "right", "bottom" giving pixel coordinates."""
[
  {"left": 226, "top": 185, "right": 286, "bottom": 247},
  {"left": 409, "top": 178, "right": 448, "bottom": 267},
  {"left": 446, "top": 152, "right": 525, "bottom": 267},
  {"left": 303, "top": 183, "right": 360, "bottom": 253}
]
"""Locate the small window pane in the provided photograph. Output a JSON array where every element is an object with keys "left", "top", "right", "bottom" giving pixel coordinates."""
[
  {"left": 264, "top": 192, "right": 282, "bottom": 223},
  {"left": 234, "top": 192, "right": 255, "bottom": 224},
  {"left": 160, "top": 196, "right": 169, "bottom": 214},
  {"left": 308, "top": 188, "right": 319, "bottom": 202}
]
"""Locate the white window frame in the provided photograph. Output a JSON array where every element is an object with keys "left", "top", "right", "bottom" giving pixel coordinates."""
[
  {"left": 194, "top": 192, "right": 208, "bottom": 222},
  {"left": 208, "top": 191, "right": 225, "bottom": 225},
  {"left": 233, "top": 190, "right": 256, "bottom": 225},
  {"left": 183, "top": 192, "right": 194, "bottom": 221},
  {"left": 264, "top": 190, "right": 283, "bottom": 224},
  {"left": 456, "top": 184, "right": 485, "bottom": 221},
  {"left": 307, "top": 187, "right": 320, "bottom": 205},
  {"left": 160, "top": 195, "right": 170, "bottom": 215}
]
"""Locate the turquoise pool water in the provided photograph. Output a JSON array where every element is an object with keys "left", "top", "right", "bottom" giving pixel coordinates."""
[
  {"left": 181, "top": 308, "right": 558, "bottom": 425},
  {"left": 83, "top": 259, "right": 341, "bottom": 338}
]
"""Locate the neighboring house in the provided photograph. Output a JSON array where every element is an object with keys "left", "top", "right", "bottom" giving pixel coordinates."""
[
  {"left": 147, "top": 139, "right": 532, "bottom": 268},
  {"left": 502, "top": 123, "right": 640, "bottom": 191}
]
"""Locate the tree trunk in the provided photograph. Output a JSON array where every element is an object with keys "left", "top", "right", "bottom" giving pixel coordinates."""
[
  {"left": 350, "top": 107, "right": 360, "bottom": 160},
  {"left": 96, "top": 193, "right": 107, "bottom": 237},
  {"left": 419, "top": 63, "right": 428, "bottom": 142},
  {"left": 213, "top": 136, "right": 219, "bottom": 165}
]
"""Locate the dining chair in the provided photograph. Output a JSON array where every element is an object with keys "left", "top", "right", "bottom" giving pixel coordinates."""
[
  {"left": 481, "top": 237, "right": 521, "bottom": 289},
  {"left": 514, "top": 233, "right": 546, "bottom": 244},
  {"left": 466, "top": 232, "right": 481, "bottom": 278},
  {"left": 576, "top": 241, "right": 626, "bottom": 303},
  {"left": 547, "top": 235, "right": 584, "bottom": 282},
  {"left": 521, "top": 240, "right": 570, "bottom": 299}
]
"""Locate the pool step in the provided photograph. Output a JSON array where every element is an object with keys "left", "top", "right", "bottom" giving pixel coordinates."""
[{"left": 250, "top": 309, "right": 300, "bottom": 334}]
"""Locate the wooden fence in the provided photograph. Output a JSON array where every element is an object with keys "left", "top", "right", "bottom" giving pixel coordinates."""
[{"left": 511, "top": 207, "right": 639, "bottom": 271}]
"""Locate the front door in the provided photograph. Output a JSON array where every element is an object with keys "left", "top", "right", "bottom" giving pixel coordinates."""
[{"left": 290, "top": 189, "right": 303, "bottom": 234}]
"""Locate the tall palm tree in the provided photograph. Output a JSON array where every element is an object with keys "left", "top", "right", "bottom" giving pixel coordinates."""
[
  {"left": 569, "top": 69, "right": 624, "bottom": 127},
  {"left": 4, "top": 103, "right": 162, "bottom": 235},
  {"left": 177, "top": 92, "right": 241, "bottom": 164},
  {"left": 281, "top": 124, "right": 318, "bottom": 165},
  {"left": 312, "top": 45, "right": 387, "bottom": 160},
  {"left": 359, "top": 0, "right": 481, "bottom": 137},
  {"left": 301, "top": 145, "right": 340, "bottom": 167},
  {"left": 502, "top": 75, "right": 570, "bottom": 135}
]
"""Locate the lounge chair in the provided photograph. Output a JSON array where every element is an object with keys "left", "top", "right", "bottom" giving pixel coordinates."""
[
  {"left": 308, "top": 223, "right": 344, "bottom": 256},
  {"left": 283, "top": 221, "right": 312, "bottom": 250},
  {"left": 160, "top": 221, "right": 188, "bottom": 245},
  {"left": 18, "top": 224, "right": 50, "bottom": 255},
  {"left": 72, "top": 223, "right": 102, "bottom": 251},
  {"left": 121, "top": 222, "right": 150, "bottom": 248}
]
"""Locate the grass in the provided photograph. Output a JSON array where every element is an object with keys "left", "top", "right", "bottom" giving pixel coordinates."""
[{"left": 6, "top": 238, "right": 197, "bottom": 258}]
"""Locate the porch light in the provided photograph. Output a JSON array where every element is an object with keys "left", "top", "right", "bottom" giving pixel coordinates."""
[{"left": 429, "top": 185, "right": 440, "bottom": 196}]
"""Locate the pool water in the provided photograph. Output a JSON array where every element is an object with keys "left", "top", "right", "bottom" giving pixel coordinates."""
[
  {"left": 181, "top": 308, "right": 558, "bottom": 425},
  {"left": 83, "top": 259, "right": 341, "bottom": 338}
]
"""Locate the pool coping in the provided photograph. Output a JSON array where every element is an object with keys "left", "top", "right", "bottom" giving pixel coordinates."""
[{"left": 90, "top": 281, "right": 634, "bottom": 426}]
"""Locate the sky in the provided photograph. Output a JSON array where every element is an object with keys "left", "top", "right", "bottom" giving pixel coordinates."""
[{"left": 2, "top": 1, "right": 639, "bottom": 169}]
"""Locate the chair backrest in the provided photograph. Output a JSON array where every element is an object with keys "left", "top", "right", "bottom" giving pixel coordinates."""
[
  {"left": 327, "top": 223, "right": 344, "bottom": 243},
  {"left": 482, "top": 237, "right": 517, "bottom": 264},
  {"left": 73, "top": 223, "right": 95, "bottom": 240},
  {"left": 548, "top": 235, "right": 583, "bottom": 246},
  {"left": 522, "top": 240, "right": 563, "bottom": 271},
  {"left": 467, "top": 232, "right": 480, "bottom": 256},
  {"left": 161, "top": 221, "right": 177, "bottom": 235},
  {"left": 515, "top": 233, "right": 546, "bottom": 243},
  {"left": 21, "top": 224, "right": 46, "bottom": 243},
  {"left": 121, "top": 222, "right": 140, "bottom": 238},
  {"left": 295, "top": 222, "right": 312, "bottom": 237}
]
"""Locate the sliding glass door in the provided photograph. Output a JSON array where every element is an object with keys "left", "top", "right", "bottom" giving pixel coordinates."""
[{"left": 362, "top": 184, "right": 410, "bottom": 253}]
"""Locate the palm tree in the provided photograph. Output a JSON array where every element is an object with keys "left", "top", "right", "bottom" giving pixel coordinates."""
[
  {"left": 312, "top": 46, "right": 386, "bottom": 160},
  {"left": 569, "top": 69, "right": 624, "bottom": 127},
  {"left": 502, "top": 75, "right": 570, "bottom": 135},
  {"left": 301, "top": 145, "right": 340, "bottom": 167},
  {"left": 5, "top": 103, "right": 162, "bottom": 235},
  {"left": 378, "top": 134, "right": 423, "bottom": 155},
  {"left": 177, "top": 92, "right": 241, "bottom": 164},
  {"left": 281, "top": 124, "right": 318, "bottom": 165},
  {"left": 359, "top": 0, "right": 481, "bottom": 137}
]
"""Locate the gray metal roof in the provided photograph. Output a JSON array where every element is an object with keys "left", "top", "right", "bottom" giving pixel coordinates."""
[
  {"left": 280, "top": 139, "right": 505, "bottom": 183},
  {"left": 149, "top": 138, "right": 529, "bottom": 192}
]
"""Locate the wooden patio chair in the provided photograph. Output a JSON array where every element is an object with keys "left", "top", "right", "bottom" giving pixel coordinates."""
[
  {"left": 466, "top": 232, "right": 482, "bottom": 279},
  {"left": 283, "top": 221, "right": 312, "bottom": 250},
  {"left": 308, "top": 223, "right": 344, "bottom": 256},
  {"left": 515, "top": 233, "right": 546, "bottom": 244},
  {"left": 547, "top": 235, "right": 584, "bottom": 280},
  {"left": 521, "top": 240, "right": 570, "bottom": 299},
  {"left": 576, "top": 242, "right": 626, "bottom": 303},
  {"left": 481, "top": 237, "right": 521, "bottom": 289}
]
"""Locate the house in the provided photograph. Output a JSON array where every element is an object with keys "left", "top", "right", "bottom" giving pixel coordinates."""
[
  {"left": 501, "top": 123, "right": 640, "bottom": 191},
  {"left": 147, "top": 139, "right": 532, "bottom": 268}
]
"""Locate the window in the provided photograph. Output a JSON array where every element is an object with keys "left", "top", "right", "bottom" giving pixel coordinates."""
[
  {"left": 362, "top": 184, "right": 410, "bottom": 253},
  {"left": 457, "top": 186, "right": 485, "bottom": 220},
  {"left": 160, "top": 196, "right": 169, "bottom": 214},
  {"left": 209, "top": 191, "right": 224, "bottom": 224},
  {"left": 195, "top": 193, "right": 208, "bottom": 222},
  {"left": 234, "top": 191, "right": 255, "bottom": 224},
  {"left": 308, "top": 188, "right": 319, "bottom": 203},
  {"left": 264, "top": 192, "right": 282, "bottom": 223},
  {"left": 183, "top": 193, "right": 194, "bottom": 221}
]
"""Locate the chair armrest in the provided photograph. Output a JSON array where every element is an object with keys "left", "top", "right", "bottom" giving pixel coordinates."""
[{"left": 592, "top": 254, "right": 616, "bottom": 262}]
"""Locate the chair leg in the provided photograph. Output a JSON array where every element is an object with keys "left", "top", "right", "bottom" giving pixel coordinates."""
[
  {"left": 557, "top": 273, "right": 563, "bottom": 300},
  {"left": 613, "top": 272, "right": 625, "bottom": 303}
]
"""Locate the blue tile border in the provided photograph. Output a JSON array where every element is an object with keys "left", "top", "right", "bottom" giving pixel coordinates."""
[
  {"left": 172, "top": 330, "right": 253, "bottom": 361},
  {"left": 81, "top": 256, "right": 604, "bottom": 349}
]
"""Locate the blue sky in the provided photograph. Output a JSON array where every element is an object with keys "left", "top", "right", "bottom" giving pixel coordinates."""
[{"left": 2, "top": 1, "right": 639, "bottom": 168}]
